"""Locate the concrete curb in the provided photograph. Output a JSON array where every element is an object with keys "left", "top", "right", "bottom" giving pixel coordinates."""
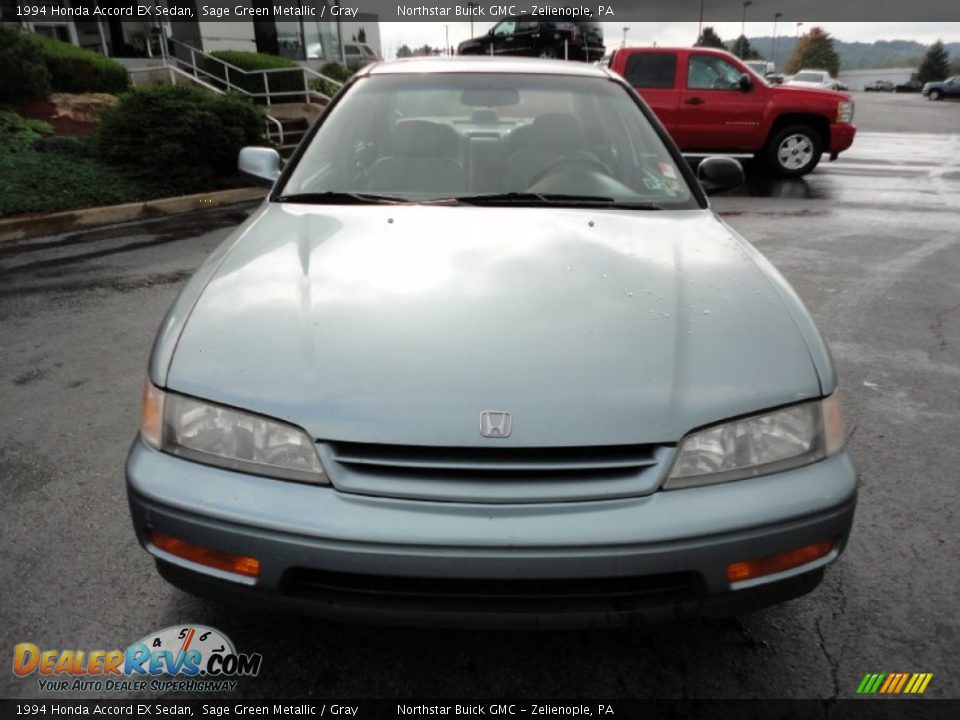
[{"left": 0, "top": 187, "right": 267, "bottom": 244}]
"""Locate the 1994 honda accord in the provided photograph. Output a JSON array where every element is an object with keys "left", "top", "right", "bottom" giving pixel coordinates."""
[{"left": 127, "top": 57, "right": 856, "bottom": 627}]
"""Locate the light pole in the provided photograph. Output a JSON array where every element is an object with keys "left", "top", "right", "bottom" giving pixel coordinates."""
[
  {"left": 697, "top": 0, "right": 704, "bottom": 44},
  {"left": 445, "top": 25, "right": 449, "bottom": 55},
  {"left": 467, "top": 2, "right": 476, "bottom": 38},
  {"left": 740, "top": 0, "right": 753, "bottom": 58},
  {"left": 622, "top": 26, "right": 630, "bottom": 48},
  {"left": 772, "top": 12, "right": 782, "bottom": 67},
  {"left": 795, "top": 21, "right": 803, "bottom": 39}
]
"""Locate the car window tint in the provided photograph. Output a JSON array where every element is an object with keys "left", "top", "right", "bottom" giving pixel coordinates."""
[
  {"left": 493, "top": 21, "right": 516, "bottom": 36},
  {"left": 623, "top": 53, "right": 677, "bottom": 89},
  {"left": 517, "top": 21, "right": 539, "bottom": 31},
  {"left": 688, "top": 55, "right": 743, "bottom": 90}
]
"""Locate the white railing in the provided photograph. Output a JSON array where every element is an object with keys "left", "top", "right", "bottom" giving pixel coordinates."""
[{"left": 166, "top": 38, "right": 344, "bottom": 107}]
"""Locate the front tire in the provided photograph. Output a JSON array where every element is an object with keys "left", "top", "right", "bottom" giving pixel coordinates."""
[
  {"left": 929, "top": 90, "right": 942, "bottom": 101},
  {"left": 763, "top": 124, "right": 823, "bottom": 177}
]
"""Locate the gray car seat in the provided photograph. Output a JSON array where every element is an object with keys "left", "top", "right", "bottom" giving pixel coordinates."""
[{"left": 366, "top": 121, "right": 466, "bottom": 195}]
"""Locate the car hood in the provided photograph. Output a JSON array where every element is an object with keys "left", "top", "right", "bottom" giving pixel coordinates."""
[{"left": 165, "top": 204, "right": 824, "bottom": 446}]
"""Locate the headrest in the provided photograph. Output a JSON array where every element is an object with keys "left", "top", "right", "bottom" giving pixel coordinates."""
[
  {"left": 529, "top": 113, "right": 585, "bottom": 151},
  {"left": 393, "top": 120, "right": 459, "bottom": 158}
]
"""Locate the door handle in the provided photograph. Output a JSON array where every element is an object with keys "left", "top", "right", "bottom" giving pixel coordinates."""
[{"left": 683, "top": 97, "right": 705, "bottom": 105}]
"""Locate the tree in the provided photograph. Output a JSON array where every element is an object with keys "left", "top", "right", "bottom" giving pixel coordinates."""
[
  {"left": 730, "top": 35, "right": 761, "bottom": 60},
  {"left": 695, "top": 26, "right": 726, "bottom": 49},
  {"left": 358, "top": 27, "right": 367, "bottom": 44},
  {"left": 917, "top": 40, "right": 950, "bottom": 83},
  {"left": 396, "top": 44, "right": 413, "bottom": 58},
  {"left": 785, "top": 27, "right": 840, "bottom": 77},
  {"left": 951, "top": 57, "right": 960, "bottom": 76}
]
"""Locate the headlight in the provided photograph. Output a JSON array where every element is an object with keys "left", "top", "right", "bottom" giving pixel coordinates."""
[
  {"left": 664, "top": 395, "right": 845, "bottom": 490},
  {"left": 139, "top": 380, "right": 328, "bottom": 484},
  {"left": 837, "top": 100, "right": 854, "bottom": 123}
]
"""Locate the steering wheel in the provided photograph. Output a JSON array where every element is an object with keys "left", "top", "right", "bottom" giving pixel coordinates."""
[{"left": 528, "top": 154, "right": 615, "bottom": 187}]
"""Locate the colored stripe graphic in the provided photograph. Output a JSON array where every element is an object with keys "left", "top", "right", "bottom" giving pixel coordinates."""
[{"left": 857, "top": 673, "right": 932, "bottom": 694}]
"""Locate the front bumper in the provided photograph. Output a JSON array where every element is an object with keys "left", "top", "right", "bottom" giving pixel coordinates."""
[
  {"left": 829, "top": 122, "right": 857, "bottom": 159},
  {"left": 126, "top": 439, "right": 857, "bottom": 627}
]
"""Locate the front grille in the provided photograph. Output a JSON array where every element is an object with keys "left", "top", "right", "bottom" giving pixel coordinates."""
[
  {"left": 282, "top": 568, "right": 703, "bottom": 614},
  {"left": 319, "top": 442, "right": 671, "bottom": 503}
]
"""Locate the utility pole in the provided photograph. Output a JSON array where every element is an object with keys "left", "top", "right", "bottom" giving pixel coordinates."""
[
  {"left": 622, "top": 26, "right": 629, "bottom": 48},
  {"left": 740, "top": 1, "right": 753, "bottom": 58},
  {"left": 445, "top": 25, "right": 449, "bottom": 55},
  {"left": 772, "top": 12, "right": 782, "bottom": 67},
  {"left": 796, "top": 21, "right": 803, "bottom": 39},
  {"left": 467, "top": 3, "right": 476, "bottom": 38}
]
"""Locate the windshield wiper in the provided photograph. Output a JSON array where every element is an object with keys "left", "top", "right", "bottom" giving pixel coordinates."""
[
  {"left": 274, "top": 192, "right": 411, "bottom": 205},
  {"left": 451, "top": 193, "right": 661, "bottom": 209}
]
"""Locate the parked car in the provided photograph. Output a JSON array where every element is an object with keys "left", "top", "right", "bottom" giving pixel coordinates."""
[
  {"left": 786, "top": 69, "right": 840, "bottom": 90},
  {"left": 128, "top": 57, "right": 856, "bottom": 627},
  {"left": 608, "top": 47, "right": 856, "bottom": 176},
  {"left": 457, "top": 16, "right": 604, "bottom": 62},
  {"left": 343, "top": 42, "right": 380, "bottom": 70},
  {"left": 923, "top": 76, "right": 960, "bottom": 100},
  {"left": 864, "top": 80, "right": 895, "bottom": 92},
  {"left": 894, "top": 79, "right": 923, "bottom": 93},
  {"left": 744, "top": 60, "right": 775, "bottom": 76}
]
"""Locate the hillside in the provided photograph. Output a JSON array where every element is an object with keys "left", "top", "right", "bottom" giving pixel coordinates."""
[{"left": 735, "top": 37, "right": 960, "bottom": 70}]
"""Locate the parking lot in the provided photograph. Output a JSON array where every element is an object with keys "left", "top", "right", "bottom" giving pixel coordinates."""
[{"left": 1, "top": 92, "right": 958, "bottom": 700}]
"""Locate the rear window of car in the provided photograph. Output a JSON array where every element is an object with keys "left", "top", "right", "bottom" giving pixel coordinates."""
[{"left": 623, "top": 53, "right": 677, "bottom": 89}]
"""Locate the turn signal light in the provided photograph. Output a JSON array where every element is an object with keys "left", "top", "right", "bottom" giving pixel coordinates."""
[
  {"left": 149, "top": 530, "right": 260, "bottom": 578},
  {"left": 726, "top": 539, "right": 835, "bottom": 583}
]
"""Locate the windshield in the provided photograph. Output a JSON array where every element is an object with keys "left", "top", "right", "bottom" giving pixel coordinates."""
[
  {"left": 279, "top": 73, "right": 697, "bottom": 209},
  {"left": 793, "top": 72, "right": 827, "bottom": 83}
]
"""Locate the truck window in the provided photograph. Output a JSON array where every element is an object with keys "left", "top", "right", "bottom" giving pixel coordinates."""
[
  {"left": 688, "top": 55, "right": 742, "bottom": 90},
  {"left": 623, "top": 53, "right": 677, "bottom": 89}
]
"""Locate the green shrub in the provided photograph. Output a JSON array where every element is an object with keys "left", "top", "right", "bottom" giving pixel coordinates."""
[
  {"left": 208, "top": 50, "right": 306, "bottom": 99},
  {"left": 319, "top": 62, "right": 353, "bottom": 83},
  {"left": 95, "top": 84, "right": 264, "bottom": 186},
  {"left": 0, "top": 109, "right": 53, "bottom": 152},
  {"left": 308, "top": 62, "right": 351, "bottom": 99},
  {"left": 0, "top": 25, "right": 52, "bottom": 101},
  {"left": 34, "top": 135, "right": 94, "bottom": 159},
  {"left": 29, "top": 34, "right": 129, "bottom": 94}
]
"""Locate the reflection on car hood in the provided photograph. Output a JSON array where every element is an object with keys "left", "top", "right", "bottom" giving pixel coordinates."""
[{"left": 166, "top": 204, "right": 823, "bottom": 445}]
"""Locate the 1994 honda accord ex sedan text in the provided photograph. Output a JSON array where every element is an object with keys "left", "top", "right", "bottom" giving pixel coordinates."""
[{"left": 127, "top": 57, "right": 857, "bottom": 627}]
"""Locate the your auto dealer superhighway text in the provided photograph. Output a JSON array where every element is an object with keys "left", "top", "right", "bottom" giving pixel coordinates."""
[{"left": 398, "top": 5, "right": 613, "bottom": 16}]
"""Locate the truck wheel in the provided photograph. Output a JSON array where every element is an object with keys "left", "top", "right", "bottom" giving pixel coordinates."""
[
  {"left": 764, "top": 124, "right": 823, "bottom": 177},
  {"left": 929, "top": 90, "right": 941, "bottom": 101}
]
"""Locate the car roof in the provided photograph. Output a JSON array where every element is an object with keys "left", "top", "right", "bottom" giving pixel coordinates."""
[{"left": 362, "top": 56, "right": 612, "bottom": 78}]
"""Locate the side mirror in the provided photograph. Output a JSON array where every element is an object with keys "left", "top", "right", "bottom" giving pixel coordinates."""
[
  {"left": 738, "top": 73, "right": 753, "bottom": 92},
  {"left": 238, "top": 146, "right": 281, "bottom": 185},
  {"left": 697, "top": 156, "right": 744, "bottom": 195}
]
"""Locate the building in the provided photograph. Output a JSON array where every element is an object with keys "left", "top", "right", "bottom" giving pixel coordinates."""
[
  {"left": 837, "top": 68, "right": 917, "bottom": 91},
  {"left": 0, "top": 0, "right": 381, "bottom": 67}
]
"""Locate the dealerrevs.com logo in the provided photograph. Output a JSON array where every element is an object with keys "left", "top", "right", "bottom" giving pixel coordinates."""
[{"left": 13, "top": 625, "right": 262, "bottom": 693}]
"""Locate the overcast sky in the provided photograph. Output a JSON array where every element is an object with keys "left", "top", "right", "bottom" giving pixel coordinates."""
[{"left": 378, "top": 21, "right": 960, "bottom": 58}]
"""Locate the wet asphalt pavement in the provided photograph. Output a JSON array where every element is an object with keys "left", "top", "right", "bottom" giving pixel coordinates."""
[{"left": 1, "top": 106, "right": 959, "bottom": 699}]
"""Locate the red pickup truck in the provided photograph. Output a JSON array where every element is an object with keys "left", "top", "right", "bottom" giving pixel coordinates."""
[{"left": 608, "top": 47, "right": 856, "bottom": 176}]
